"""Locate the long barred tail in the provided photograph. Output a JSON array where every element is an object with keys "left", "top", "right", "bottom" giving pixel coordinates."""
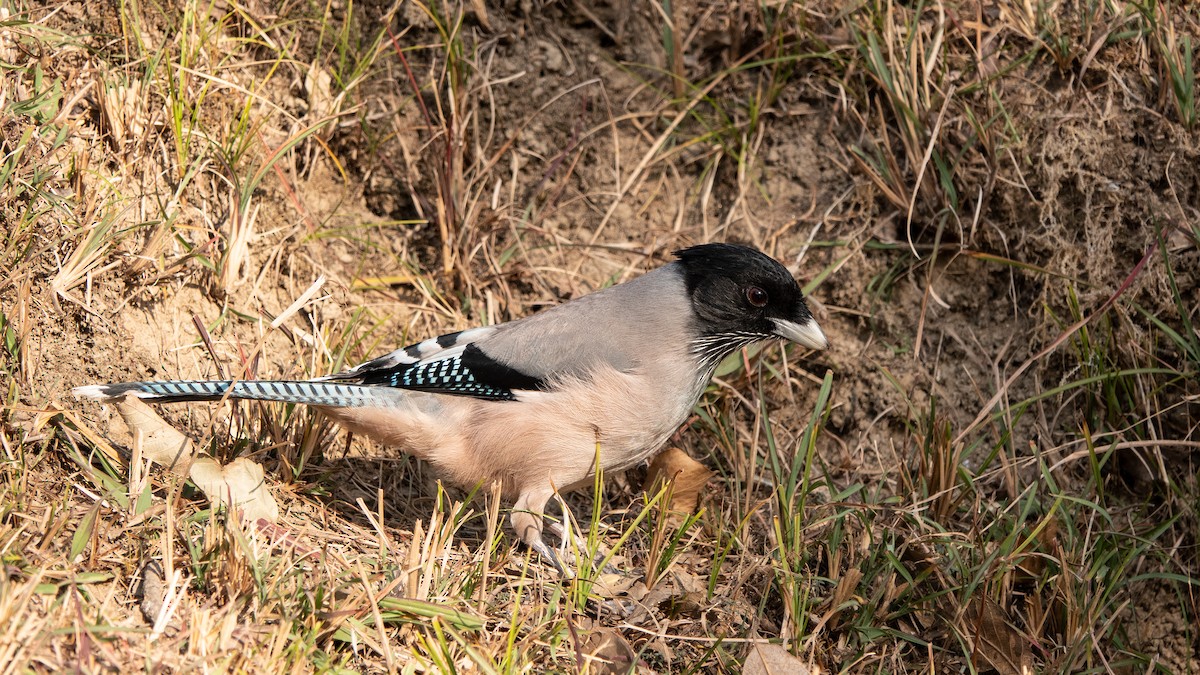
[{"left": 73, "top": 380, "right": 408, "bottom": 408}]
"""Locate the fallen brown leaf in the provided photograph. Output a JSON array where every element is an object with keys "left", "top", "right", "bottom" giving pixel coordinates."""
[
  {"left": 742, "top": 643, "right": 811, "bottom": 675},
  {"left": 190, "top": 456, "right": 280, "bottom": 523},
  {"left": 116, "top": 395, "right": 279, "bottom": 523},
  {"left": 116, "top": 395, "right": 193, "bottom": 470},
  {"left": 135, "top": 560, "right": 166, "bottom": 625},
  {"left": 643, "top": 446, "right": 712, "bottom": 517},
  {"left": 579, "top": 626, "right": 637, "bottom": 675},
  {"left": 963, "top": 597, "right": 1033, "bottom": 675}
]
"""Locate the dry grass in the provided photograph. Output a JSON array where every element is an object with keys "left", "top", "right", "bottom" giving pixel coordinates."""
[{"left": 1, "top": 0, "right": 1198, "bottom": 672}]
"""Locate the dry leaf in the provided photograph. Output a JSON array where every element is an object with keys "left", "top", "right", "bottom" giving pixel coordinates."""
[
  {"left": 634, "top": 567, "right": 709, "bottom": 623},
  {"left": 579, "top": 627, "right": 637, "bottom": 674},
  {"left": 829, "top": 566, "right": 862, "bottom": 610},
  {"left": 191, "top": 456, "right": 279, "bottom": 523},
  {"left": 592, "top": 572, "right": 646, "bottom": 601},
  {"left": 643, "top": 446, "right": 713, "bottom": 516},
  {"left": 135, "top": 560, "right": 166, "bottom": 625},
  {"left": 742, "top": 643, "right": 811, "bottom": 675},
  {"left": 116, "top": 396, "right": 193, "bottom": 469},
  {"left": 116, "top": 395, "right": 279, "bottom": 523},
  {"left": 816, "top": 565, "right": 863, "bottom": 630},
  {"left": 963, "top": 597, "right": 1033, "bottom": 675}
]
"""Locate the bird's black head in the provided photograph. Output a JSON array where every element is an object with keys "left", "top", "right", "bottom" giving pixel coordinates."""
[{"left": 674, "top": 243, "right": 827, "bottom": 366}]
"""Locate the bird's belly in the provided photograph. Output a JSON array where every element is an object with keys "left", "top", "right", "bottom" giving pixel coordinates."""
[{"left": 465, "top": 364, "right": 703, "bottom": 493}]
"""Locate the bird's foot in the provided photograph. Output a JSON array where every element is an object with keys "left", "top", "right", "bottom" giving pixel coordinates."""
[
  {"left": 527, "top": 536, "right": 572, "bottom": 577},
  {"left": 545, "top": 521, "right": 620, "bottom": 575}
]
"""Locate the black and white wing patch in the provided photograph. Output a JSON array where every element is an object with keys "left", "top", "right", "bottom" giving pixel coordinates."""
[
  {"left": 335, "top": 326, "right": 497, "bottom": 375},
  {"left": 325, "top": 327, "right": 544, "bottom": 401}
]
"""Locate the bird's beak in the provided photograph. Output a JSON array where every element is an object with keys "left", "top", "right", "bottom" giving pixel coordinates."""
[{"left": 772, "top": 317, "right": 829, "bottom": 350}]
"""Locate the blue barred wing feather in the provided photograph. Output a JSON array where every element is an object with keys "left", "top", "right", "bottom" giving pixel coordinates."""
[{"left": 326, "top": 328, "right": 545, "bottom": 401}]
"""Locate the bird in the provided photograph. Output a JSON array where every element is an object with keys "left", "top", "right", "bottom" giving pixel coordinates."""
[{"left": 74, "top": 243, "right": 828, "bottom": 568}]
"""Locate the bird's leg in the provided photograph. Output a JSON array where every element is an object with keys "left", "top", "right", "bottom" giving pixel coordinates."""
[{"left": 511, "top": 487, "right": 570, "bottom": 576}]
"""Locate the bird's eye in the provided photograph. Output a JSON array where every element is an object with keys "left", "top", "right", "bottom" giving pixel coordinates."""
[{"left": 746, "top": 286, "right": 769, "bottom": 307}]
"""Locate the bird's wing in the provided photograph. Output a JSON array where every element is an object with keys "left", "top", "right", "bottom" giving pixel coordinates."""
[
  {"left": 321, "top": 326, "right": 541, "bottom": 401},
  {"left": 326, "top": 265, "right": 692, "bottom": 401},
  {"left": 464, "top": 266, "right": 691, "bottom": 382},
  {"left": 333, "top": 327, "right": 498, "bottom": 375}
]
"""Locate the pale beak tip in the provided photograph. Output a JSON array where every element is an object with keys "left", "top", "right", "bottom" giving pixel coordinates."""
[
  {"left": 773, "top": 318, "right": 829, "bottom": 351},
  {"left": 805, "top": 323, "right": 830, "bottom": 351}
]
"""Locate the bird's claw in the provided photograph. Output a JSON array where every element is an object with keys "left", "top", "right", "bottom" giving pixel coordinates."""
[{"left": 528, "top": 537, "right": 573, "bottom": 577}]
